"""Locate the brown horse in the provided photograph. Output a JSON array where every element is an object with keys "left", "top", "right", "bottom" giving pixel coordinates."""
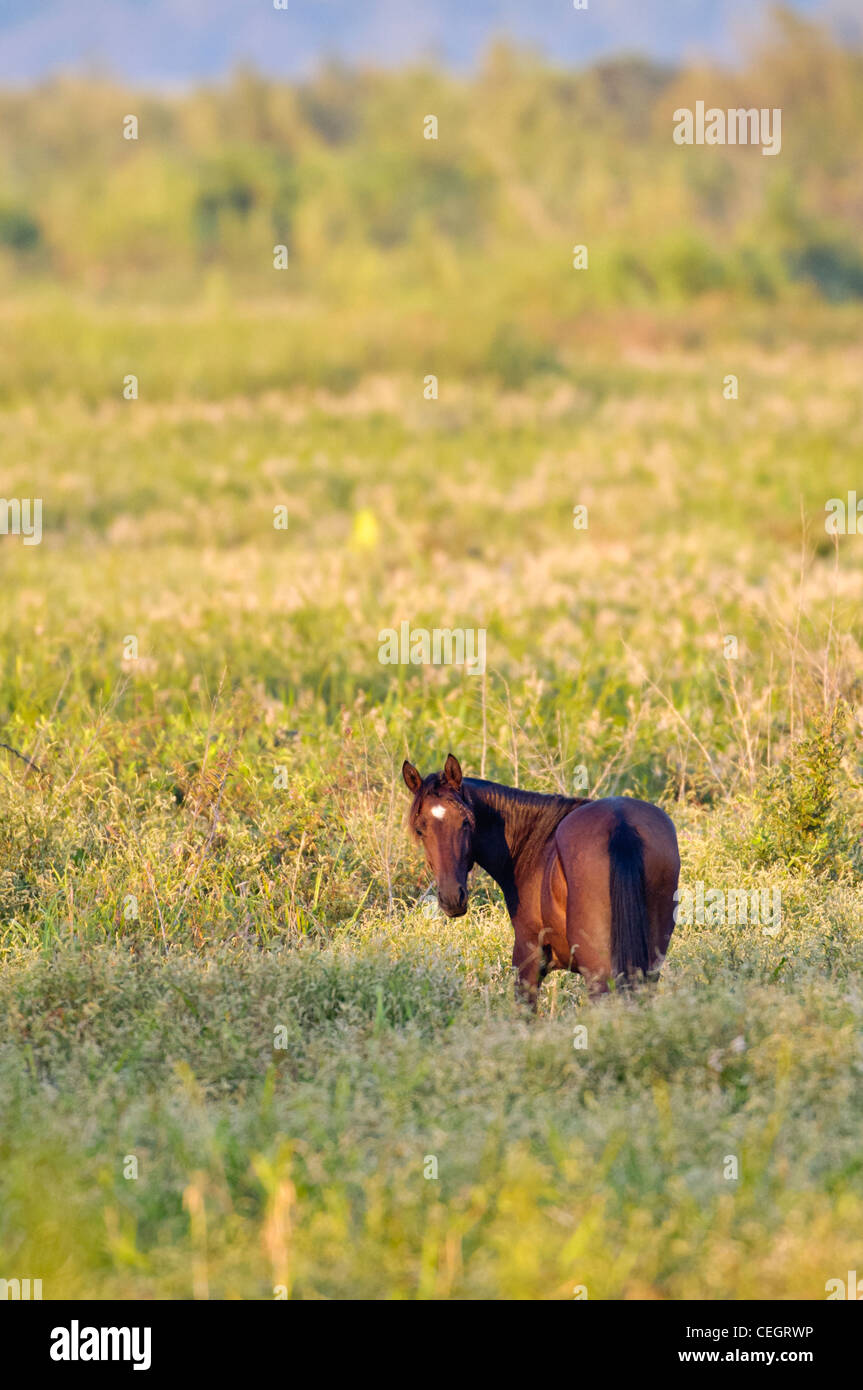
[{"left": 403, "top": 754, "right": 679, "bottom": 1006}]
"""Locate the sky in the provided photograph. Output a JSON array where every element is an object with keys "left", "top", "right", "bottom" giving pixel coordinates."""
[{"left": 0, "top": 0, "right": 853, "bottom": 86}]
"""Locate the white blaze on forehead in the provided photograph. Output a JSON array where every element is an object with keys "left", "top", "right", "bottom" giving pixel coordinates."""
[{"left": 430, "top": 805, "right": 447, "bottom": 820}]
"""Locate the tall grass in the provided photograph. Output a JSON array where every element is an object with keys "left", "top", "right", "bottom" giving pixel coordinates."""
[
  {"left": 2, "top": 13, "right": 863, "bottom": 1294},
  {"left": 0, "top": 298, "right": 861, "bottom": 1295}
]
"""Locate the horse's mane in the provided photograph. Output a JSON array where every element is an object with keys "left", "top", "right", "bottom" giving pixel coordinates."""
[{"left": 464, "top": 778, "right": 589, "bottom": 871}]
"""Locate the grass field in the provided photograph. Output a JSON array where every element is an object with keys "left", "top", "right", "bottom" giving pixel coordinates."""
[{"left": 1, "top": 290, "right": 862, "bottom": 1299}]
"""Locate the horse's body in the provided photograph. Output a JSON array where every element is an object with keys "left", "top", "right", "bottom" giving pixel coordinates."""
[{"left": 403, "top": 755, "right": 679, "bottom": 1004}]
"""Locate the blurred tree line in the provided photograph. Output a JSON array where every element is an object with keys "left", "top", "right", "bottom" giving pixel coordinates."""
[{"left": 0, "top": 8, "right": 860, "bottom": 308}]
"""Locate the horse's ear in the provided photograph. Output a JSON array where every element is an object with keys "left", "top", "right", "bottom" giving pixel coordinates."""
[
  {"left": 402, "top": 760, "right": 422, "bottom": 794},
  {"left": 443, "top": 753, "right": 463, "bottom": 789}
]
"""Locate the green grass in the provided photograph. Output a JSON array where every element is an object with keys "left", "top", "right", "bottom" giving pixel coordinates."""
[
  {"left": 2, "top": 908, "right": 863, "bottom": 1299},
  {"left": 1, "top": 294, "right": 862, "bottom": 1298}
]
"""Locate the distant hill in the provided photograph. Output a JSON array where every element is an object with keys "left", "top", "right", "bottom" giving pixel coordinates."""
[{"left": 0, "top": 0, "right": 836, "bottom": 86}]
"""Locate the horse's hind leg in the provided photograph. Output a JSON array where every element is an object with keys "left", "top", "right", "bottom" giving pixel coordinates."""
[
  {"left": 542, "top": 834, "right": 612, "bottom": 997},
  {"left": 646, "top": 885, "right": 677, "bottom": 982},
  {"left": 644, "top": 838, "right": 680, "bottom": 981},
  {"left": 561, "top": 869, "right": 614, "bottom": 997}
]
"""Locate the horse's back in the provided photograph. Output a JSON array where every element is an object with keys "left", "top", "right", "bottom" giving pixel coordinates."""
[{"left": 555, "top": 795, "right": 678, "bottom": 867}]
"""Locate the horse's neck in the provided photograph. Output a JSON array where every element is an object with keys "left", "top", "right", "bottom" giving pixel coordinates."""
[
  {"left": 465, "top": 781, "right": 533, "bottom": 908},
  {"left": 466, "top": 779, "right": 586, "bottom": 909}
]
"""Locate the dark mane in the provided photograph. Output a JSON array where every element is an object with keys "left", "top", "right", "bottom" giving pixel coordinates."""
[{"left": 464, "top": 778, "right": 589, "bottom": 871}]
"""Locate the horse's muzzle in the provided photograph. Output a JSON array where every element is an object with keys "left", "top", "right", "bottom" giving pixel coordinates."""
[{"left": 438, "top": 887, "right": 468, "bottom": 917}]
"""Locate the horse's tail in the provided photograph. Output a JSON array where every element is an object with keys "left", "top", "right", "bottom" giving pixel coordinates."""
[{"left": 608, "top": 812, "right": 650, "bottom": 981}]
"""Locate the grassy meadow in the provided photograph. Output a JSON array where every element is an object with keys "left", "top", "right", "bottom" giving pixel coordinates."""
[{"left": 1, "top": 14, "right": 863, "bottom": 1299}]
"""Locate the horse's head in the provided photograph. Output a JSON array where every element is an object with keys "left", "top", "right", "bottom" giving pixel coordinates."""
[{"left": 402, "top": 753, "right": 475, "bottom": 917}]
